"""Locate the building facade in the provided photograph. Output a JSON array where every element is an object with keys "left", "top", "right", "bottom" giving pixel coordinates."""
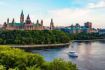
[
  {"left": 61, "top": 22, "right": 97, "bottom": 34},
  {"left": 3, "top": 11, "right": 55, "bottom": 30},
  {"left": 98, "top": 29, "right": 105, "bottom": 35}
]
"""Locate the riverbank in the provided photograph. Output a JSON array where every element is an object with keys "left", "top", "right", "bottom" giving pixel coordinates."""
[
  {"left": 72, "top": 39, "right": 105, "bottom": 42},
  {"left": 5, "top": 43, "right": 70, "bottom": 49},
  {"left": 1, "top": 39, "right": 105, "bottom": 49}
]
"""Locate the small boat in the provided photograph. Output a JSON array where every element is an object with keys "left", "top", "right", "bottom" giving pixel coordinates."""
[{"left": 68, "top": 51, "right": 78, "bottom": 57}]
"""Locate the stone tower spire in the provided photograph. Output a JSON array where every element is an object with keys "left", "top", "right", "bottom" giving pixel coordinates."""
[
  {"left": 26, "top": 14, "right": 31, "bottom": 24},
  {"left": 50, "top": 18, "right": 54, "bottom": 30},
  {"left": 20, "top": 10, "right": 24, "bottom": 23},
  {"left": 12, "top": 18, "right": 15, "bottom": 23},
  {"left": 36, "top": 19, "right": 39, "bottom": 24},
  {"left": 41, "top": 20, "right": 43, "bottom": 26},
  {"left": 27, "top": 14, "right": 30, "bottom": 19},
  {"left": 7, "top": 18, "right": 9, "bottom": 24}
]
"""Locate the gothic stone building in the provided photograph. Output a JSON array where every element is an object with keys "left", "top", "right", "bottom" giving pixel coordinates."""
[{"left": 3, "top": 11, "right": 54, "bottom": 30}]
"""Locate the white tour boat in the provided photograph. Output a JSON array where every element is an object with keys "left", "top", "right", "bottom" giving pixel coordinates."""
[{"left": 68, "top": 51, "right": 78, "bottom": 57}]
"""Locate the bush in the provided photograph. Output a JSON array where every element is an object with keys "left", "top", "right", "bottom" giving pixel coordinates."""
[
  {"left": 0, "top": 65, "right": 6, "bottom": 70},
  {"left": 44, "top": 59, "right": 78, "bottom": 70}
]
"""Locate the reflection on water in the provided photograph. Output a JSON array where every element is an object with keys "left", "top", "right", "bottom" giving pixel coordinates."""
[{"left": 30, "top": 41, "right": 105, "bottom": 70}]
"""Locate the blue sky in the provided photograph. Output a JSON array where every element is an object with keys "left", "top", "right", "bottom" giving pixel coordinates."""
[{"left": 0, "top": 0, "right": 105, "bottom": 28}]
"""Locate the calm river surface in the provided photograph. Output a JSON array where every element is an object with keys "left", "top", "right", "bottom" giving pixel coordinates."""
[{"left": 30, "top": 41, "right": 105, "bottom": 70}]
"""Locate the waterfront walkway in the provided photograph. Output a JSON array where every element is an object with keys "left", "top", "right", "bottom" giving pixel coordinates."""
[
  {"left": 7, "top": 39, "right": 105, "bottom": 49},
  {"left": 10, "top": 43, "right": 70, "bottom": 48}
]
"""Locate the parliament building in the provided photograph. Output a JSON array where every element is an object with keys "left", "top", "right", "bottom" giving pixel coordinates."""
[{"left": 3, "top": 11, "right": 54, "bottom": 30}]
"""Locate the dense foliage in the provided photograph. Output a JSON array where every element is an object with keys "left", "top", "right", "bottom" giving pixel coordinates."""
[
  {"left": 0, "top": 30, "right": 70, "bottom": 44},
  {"left": 0, "top": 30, "right": 104, "bottom": 45},
  {"left": 69, "top": 32, "right": 105, "bottom": 40},
  {"left": 0, "top": 46, "right": 78, "bottom": 70}
]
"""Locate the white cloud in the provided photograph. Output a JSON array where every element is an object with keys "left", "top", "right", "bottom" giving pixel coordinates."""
[
  {"left": 48, "top": 8, "right": 105, "bottom": 28},
  {"left": 48, "top": 8, "right": 92, "bottom": 26},
  {"left": 50, "top": 8, "right": 90, "bottom": 18},
  {"left": 87, "top": 1, "right": 105, "bottom": 9}
]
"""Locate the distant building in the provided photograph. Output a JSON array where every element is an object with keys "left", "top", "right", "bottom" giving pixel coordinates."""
[
  {"left": 98, "top": 29, "right": 105, "bottom": 35},
  {"left": 2, "top": 11, "right": 55, "bottom": 30},
  {"left": 84, "top": 22, "right": 92, "bottom": 28},
  {"left": 61, "top": 22, "right": 97, "bottom": 34}
]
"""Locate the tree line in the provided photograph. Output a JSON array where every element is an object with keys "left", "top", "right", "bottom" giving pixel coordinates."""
[
  {"left": 0, "top": 30, "right": 104, "bottom": 45},
  {"left": 69, "top": 32, "right": 105, "bottom": 40},
  {"left": 0, "top": 30, "right": 70, "bottom": 45}
]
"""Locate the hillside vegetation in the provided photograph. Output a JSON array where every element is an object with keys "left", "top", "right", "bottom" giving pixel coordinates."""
[{"left": 0, "top": 30, "right": 70, "bottom": 45}]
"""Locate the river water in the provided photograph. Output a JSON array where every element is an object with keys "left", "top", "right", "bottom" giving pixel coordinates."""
[{"left": 30, "top": 41, "right": 105, "bottom": 70}]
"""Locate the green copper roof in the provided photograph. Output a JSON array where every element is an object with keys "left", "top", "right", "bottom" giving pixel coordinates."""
[
  {"left": 81, "top": 27, "right": 88, "bottom": 30},
  {"left": 8, "top": 22, "right": 42, "bottom": 27},
  {"left": 8, "top": 23, "right": 24, "bottom": 26},
  {"left": 64, "top": 26, "right": 90, "bottom": 31},
  {"left": 33, "top": 23, "right": 42, "bottom": 26}
]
